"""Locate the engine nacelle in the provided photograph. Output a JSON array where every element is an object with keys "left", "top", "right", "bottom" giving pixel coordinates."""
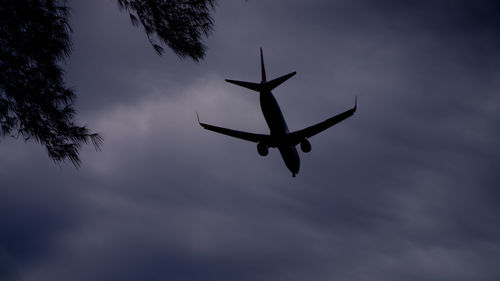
[
  {"left": 300, "top": 138, "right": 312, "bottom": 153},
  {"left": 257, "top": 142, "right": 269, "bottom": 156}
]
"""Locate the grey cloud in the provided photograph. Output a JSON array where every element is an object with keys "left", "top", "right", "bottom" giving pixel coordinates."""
[{"left": 2, "top": 0, "right": 500, "bottom": 280}]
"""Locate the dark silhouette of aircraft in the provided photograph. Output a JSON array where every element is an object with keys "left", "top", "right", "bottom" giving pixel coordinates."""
[{"left": 198, "top": 48, "right": 356, "bottom": 177}]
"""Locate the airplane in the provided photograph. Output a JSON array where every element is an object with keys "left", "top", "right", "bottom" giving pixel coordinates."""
[{"left": 197, "top": 48, "right": 356, "bottom": 177}]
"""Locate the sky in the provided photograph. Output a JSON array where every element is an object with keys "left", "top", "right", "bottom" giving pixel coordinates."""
[{"left": 1, "top": 0, "right": 500, "bottom": 280}]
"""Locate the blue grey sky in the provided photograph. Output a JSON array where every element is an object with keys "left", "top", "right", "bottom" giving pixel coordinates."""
[{"left": 1, "top": 0, "right": 500, "bottom": 280}]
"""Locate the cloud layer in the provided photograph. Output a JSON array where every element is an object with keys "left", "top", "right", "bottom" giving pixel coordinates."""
[{"left": 1, "top": 0, "right": 500, "bottom": 280}]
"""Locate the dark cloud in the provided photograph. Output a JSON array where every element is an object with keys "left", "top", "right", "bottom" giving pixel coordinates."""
[
  {"left": 0, "top": 148, "right": 85, "bottom": 279},
  {"left": 2, "top": 0, "right": 500, "bottom": 280}
]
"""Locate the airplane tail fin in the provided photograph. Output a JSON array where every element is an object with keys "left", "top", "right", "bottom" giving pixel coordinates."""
[
  {"left": 225, "top": 48, "right": 296, "bottom": 93},
  {"left": 260, "top": 47, "right": 266, "bottom": 83}
]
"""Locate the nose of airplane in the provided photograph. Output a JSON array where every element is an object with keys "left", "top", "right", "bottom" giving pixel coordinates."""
[
  {"left": 289, "top": 159, "right": 300, "bottom": 177},
  {"left": 281, "top": 146, "right": 300, "bottom": 177}
]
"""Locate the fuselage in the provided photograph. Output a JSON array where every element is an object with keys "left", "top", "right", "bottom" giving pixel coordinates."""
[{"left": 259, "top": 89, "right": 300, "bottom": 176}]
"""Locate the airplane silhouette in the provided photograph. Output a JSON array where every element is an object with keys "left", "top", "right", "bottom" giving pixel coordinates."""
[{"left": 198, "top": 48, "right": 356, "bottom": 177}]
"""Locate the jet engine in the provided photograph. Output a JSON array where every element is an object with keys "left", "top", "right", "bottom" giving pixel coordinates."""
[
  {"left": 257, "top": 142, "right": 269, "bottom": 156},
  {"left": 300, "top": 138, "right": 311, "bottom": 153}
]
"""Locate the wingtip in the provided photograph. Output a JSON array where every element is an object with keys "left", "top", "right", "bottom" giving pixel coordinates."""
[
  {"left": 354, "top": 96, "right": 357, "bottom": 110},
  {"left": 196, "top": 112, "right": 201, "bottom": 124}
]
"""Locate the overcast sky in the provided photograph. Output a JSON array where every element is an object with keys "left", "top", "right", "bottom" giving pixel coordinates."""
[{"left": 2, "top": 0, "right": 500, "bottom": 280}]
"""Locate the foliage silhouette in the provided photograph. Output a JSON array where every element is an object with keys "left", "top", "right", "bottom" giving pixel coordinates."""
[
  {"left": 117, "top": 0, "right": 216, "bottom": 60},
  {"left": 0, "top": 0, "right": 102, "bottom": 167},
  {"left": 0, "top": 0, "right": 217, "bottom": 167}
]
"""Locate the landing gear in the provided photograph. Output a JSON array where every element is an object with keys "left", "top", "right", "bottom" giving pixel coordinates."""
[{"left": 292, "top": 173, "right": 296, "bottom": 177}]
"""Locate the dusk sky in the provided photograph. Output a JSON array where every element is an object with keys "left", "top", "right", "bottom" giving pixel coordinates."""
[{"left": 1, "top": 0, "right": 500, "bottom": 280}]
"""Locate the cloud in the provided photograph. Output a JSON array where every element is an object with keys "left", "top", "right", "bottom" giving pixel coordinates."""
[{"left": 1, "top": 0, "right": 500, "bottom": 280}]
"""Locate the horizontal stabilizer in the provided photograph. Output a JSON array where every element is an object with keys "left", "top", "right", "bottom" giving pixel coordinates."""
[
  {"left": 225, "top": 71, "right": 296, "bottom": 93},
  {"left": 225, "top": 79, "right": 263, "bottom": 92},
  {"left": 265, "top": 71, "right": 296, "bottom": 92}
]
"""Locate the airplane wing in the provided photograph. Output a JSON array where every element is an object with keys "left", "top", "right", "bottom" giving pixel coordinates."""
[
  {"left": 197, "top": 113, "right": 271, "bottom": 143},
  {"left": 288, "top": 97, "right": 357, "bottom": 143}
]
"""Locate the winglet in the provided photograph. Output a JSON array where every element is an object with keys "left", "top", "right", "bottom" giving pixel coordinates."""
[
  {"left": 353, "top": 96, "right": 357, "bottom": 111},
  {"left": 196, "top": 112, "right": 201, "bottom": 124}
]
